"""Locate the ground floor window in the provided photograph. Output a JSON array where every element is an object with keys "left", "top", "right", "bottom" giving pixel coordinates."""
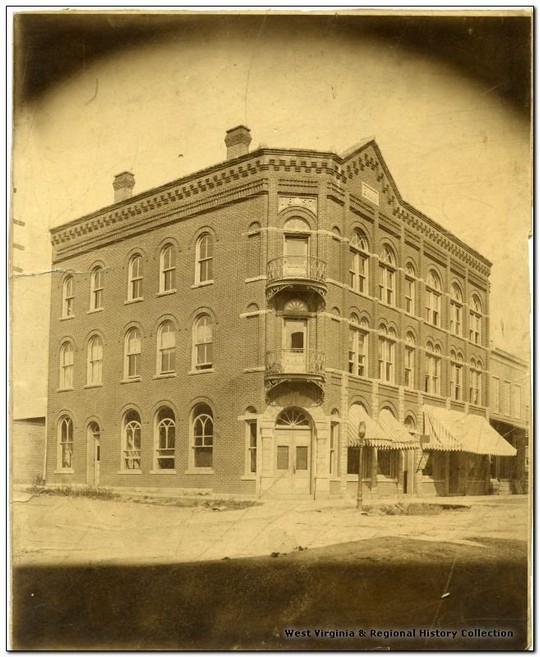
[
  {"left": 377, "top": 449, "right": 398, "bottom": 478},
  {"left": 330, "top": 418, "right": 339, "bottom": 477},
  {"left": 192, "top": 404, "right": 213, "bottom": 468},
  {"left": 246, "top": 419, "right": 257, "bottom": 474},
  {"left": 347, "top": 446, "right": 371, "bottom": 478},
  {"left": 123, "top": 409, "right": 142, "bottom": 470},
  {"left": 155, "top": 407, "right": 176, "bottom": 470},
  {"left": 58, "top": 415, "right": 74, "bottom": 470},
  {"left": 422, "top": 451, "right": 445, "bottom": 479}
]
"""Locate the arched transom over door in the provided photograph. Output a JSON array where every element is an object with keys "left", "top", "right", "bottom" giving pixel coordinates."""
[{"left": 274, "top": 408, "right": 312, "bottom": 495}]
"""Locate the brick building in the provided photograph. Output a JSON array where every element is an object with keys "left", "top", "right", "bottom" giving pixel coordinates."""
[{"left": 45, "top": 126, "right": 517, "bottom": 499}]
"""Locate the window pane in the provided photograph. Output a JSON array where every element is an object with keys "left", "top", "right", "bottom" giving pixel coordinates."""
[
  {"left": 296, "top": 446, "right": 308, "bottom": 470},
  {"left": 277, "top": 446, "right": 289, "bottom": 470},
  {"left": 195, "top": 447, "right": 212, "bottom": 468}
]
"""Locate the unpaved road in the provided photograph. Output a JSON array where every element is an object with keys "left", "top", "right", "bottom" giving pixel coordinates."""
[{"left": 11, "top": 494, "right": 528, "bottom": 565}]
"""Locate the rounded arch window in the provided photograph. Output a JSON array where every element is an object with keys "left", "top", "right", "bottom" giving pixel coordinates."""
[
  {"left": 283, "top": 298, "right": 309, "bottom": 314},
  {"left": 283, "top": 217, "right": 310, "bottom": 232},
  {"left": 122, "top": 409, "right": 142, "bottom": 470},
  {"left": 192, "top": 403, "right": 214, "bottom": 468},
  {"left": 57, "top": 414, "right": 74, "bottom": 470},
  {"left": 90, "top": 266, "right": 104, "bottom": 310},
  {"left": 193, "top": 314, "right": 213, "bottom": 370},
  {"left": 59, "top": 341, "right": 74, "bottom": 389},
  {"left": 196, "top": 233, "right": 214, "bottom": 284},
  {"left": 155, "top": 406, "right": 176, "bottom": 470},
  {"left": 62, "top": 275, "right": 74, "bottom": 318},
  {"left": 128, "top": 254, "right": 143, "bottom": 301},
  {"left": 276, "top": 408, "right": 310, "bottom": 428}
]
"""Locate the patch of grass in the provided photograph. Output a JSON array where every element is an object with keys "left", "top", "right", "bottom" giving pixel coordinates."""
[
  {"left": 365, "top": 502, "right": 469, "bottom": 516},
  {"left": 26, "top": 485, "right": 119, "bottom": 501},
  {"left": 130, "top": 496, "right": 259, "bottom": 510}
]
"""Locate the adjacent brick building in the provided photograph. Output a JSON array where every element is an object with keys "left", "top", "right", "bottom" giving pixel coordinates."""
[{"left": 45, "top": 126, "right": 517, "bottom": 499}]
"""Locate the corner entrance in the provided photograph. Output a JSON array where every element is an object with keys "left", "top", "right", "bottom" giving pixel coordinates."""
[{"left": 274, "top": 408, "right": 312, "bottom": 495}]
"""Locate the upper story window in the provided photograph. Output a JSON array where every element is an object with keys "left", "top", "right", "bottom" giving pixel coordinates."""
[
  {"left": 425, "top": 341, "right": 441, "bottom": 395},
  {"left": 124, "top": 327, "right": 142, "bottom": 379},
  {"left": 348, "top": 313, "right": 368, "bottom": 377},
  {"left": 469, "top": 358, "right": 483, "bottom": 405},
  {"left": 349, "top": 230, "right": 369, "bottom": 295},
  {"left": 59, "top": 340, "right": 74, "bottom": 389},
  {"left": 62, "top": 275, "right": 74, "bottom": 318},
  {"left": 378, "top": 325, "right": 396, "bottom": 383},
  {"left": 404, "top": 262, "right": 416, "bottom": 315},
  {"left": 450, "top": 283, "right": 463, "bottom": 336},
  {"left": 196, "top": 233, "right": 213, "bottom": 284},
  {"left": 87, "top": 335, "right": 103, "bottom": 386},
  {"left": 425, "top": 270, "right": 442, "bottom": 326},
  {"left": 404, "top": 332, "right": 415, "bottom": 389},
  {"left": 128, "top": 254, "right": 143, "bottom": 301},
  {"left": 449, "top": 350, "right": 464, "bottom": 401},
  {"left": 469, "top": 294, "right": 482, "bottom": 344},
  {"left": 155, "top": 406, "right": 176, "bottom": 470},
  {"left": 57, "top": 415, "right": 74, "bottom": 470},
  {"left": 90, "top": 266, "right": 104, "bottom": 311},
  {"left": 193, "top": 314, "right": 213, "bottom": 370},
  {"left": 492, "top": 376, "right": 501, "bottom": 412},
  {"left": 160, "top": 245, "right": 176, "bottom": 293},
  {"left": 378, "top": 246, "right": 396, "bottom": 306},
  {"left": 157, "top": 320, "right": 176, "bottom": 374},
  {"left": 122, "top": 409, "right": 142, "bottom": 470}
]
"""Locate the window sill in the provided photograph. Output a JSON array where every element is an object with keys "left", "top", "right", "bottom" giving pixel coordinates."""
[
  {"left": 346, "top": 475, "right": 372, "bottom": 482},
  {"left": 84, "top": 384, "right": 103, "bottom": 389},
  {"left": 157, "top": 289, "right": 177, "bottom": 297},
  {"left": 121, "top": 377, "right": 142, "bottom": 384},
  {"left": 244, "top": 275, "right": 266, "bottom": 283},
  {"left": 348, "top": 287, "right": 372, "bottom": 300},
  {"left": 240, "top": 475, "right": 256, "bottom": 481},
  {"left": 188, "top": 368, "right": 214, "bottom": 375},
  {"left": 377, "top": 475, "right": 398, "bottom": 482},
  {"left": 124, "top": 298, "right": 143, "bottom": 305},
  {"left": 149, "top": 469, "right": 177, "bottom": 475},
  {"left": 184, "top": 468, "right": 214, "bottom": 475},
  {"left": 191, "top": 280, "right": 214, "bottom": 289},
  {"left": 54, "top": 469, "right": 75, "bottom": 474},
  {"left": 87, "top": 308, "right": 103, "bottom": 315},
  {"left": 56, "top": 387, "right": 74, "bottom": 393},
  {"left": 60, "top": 315, "right": 74, "bottom": 321},
  {"left": 153, "top": 373, "right": 177, "bottom": 380},
  {"left": 243, "top": 367, "right": 265, "bottom": 373},
  {"left": 117, "top": 470, "right": 143, "bottom": 475}
]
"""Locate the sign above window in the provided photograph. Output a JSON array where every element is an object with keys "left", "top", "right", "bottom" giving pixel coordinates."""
[
  {"left": 278, "top": 196, "right": 318, "bottom": 215},
  {"left": 361, "top": 182, "right": 380, "bottom": 206}
]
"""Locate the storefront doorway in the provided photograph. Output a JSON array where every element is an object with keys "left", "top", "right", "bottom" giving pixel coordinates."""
[{"left": 274, "top": 408, "right": 312, "bottom": 495}]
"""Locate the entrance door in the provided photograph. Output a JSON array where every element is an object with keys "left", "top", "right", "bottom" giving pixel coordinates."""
[
  {"left": 284, "top": 236, "right": 309, "bottom": 277},
  {"left": 283, "top": 318, "right": 307, "bottom": 372},
  {"left": 87, "top": 422, "right": 101, "bottom": 486},
  {"left": 274, "top": 409, "right": 312, "bottom": 495}
]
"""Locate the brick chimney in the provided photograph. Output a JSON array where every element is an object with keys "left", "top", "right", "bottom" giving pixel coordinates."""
[
  {"left": 113, "top": 172, "right": 135, "bottom": 203},
  {"left": 225, "top": 126, "right": 252, "bottom": 160}
]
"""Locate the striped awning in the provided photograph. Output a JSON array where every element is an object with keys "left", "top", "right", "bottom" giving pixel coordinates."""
[
  {"left": 377, "top": 409, "right": 420, "bottom": 450},
  {"left": 422, "top": 405, "right": 517, "bottom": 457},
  {"left": 348, "top": 406, "right": 418, "bottom": 450}
]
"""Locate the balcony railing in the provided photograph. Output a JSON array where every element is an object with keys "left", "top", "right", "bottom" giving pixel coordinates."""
[
  {"left": 265, "top": 349, "right": 326, "bottom": 377},
  {"left": 267, "top": 255, "right": 327, "bottom": 285}
]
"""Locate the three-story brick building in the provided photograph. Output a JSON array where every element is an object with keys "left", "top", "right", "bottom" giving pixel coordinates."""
[{"left": 46, "top": 126, "right": 516, "bottom": 499}]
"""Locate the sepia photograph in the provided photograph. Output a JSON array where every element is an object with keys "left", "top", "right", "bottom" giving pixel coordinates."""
[{"left": 9, "top": 7, "right": 532, "bottom": 650}]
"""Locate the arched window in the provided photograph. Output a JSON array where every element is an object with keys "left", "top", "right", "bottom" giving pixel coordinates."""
[
  {"left": 424, "top": 342, "right": 441, "bottom": 395},
  {"left": 192, "top": 404, "right": 213, "bottom": 468},
  {"left": 90, "top": 266, "right": 104, "bottom": 311},
  {"left": 348, "top": 314, "right": 368, "bottom": 377},
  {"left": 404, "top": 415, "right": 416, "bottom": 433},
  {"left": 196, "top": 233, "right": 213, "bottom": 284},
  {"left": 404, "top": 262, "right": 416, "bottom": 315},
  {"left": 160, "top": 245, "right": 176, "bottom": 293},
  {"left": 330, "top": 409, "right": 340, "bottom": 478},
  {"left": 87, "top": 335, "right": 103, "bottom": 386},
  {"left": 450, "top": 283, "right": 463, "bottom": 336},
  {"left": 349, "top": 229, "right": 369, "bottom": 294},
  {"left": 62, "top": 275, "right": 74, "bottom": 318},
  {"left": 404, "top": 332, "right": 415, "bottom": 389},
  {"left": 378, "top": 325, "right": 396, "bottom": 383},
  {"left": 157, "top": 321, "right": 176, "bottom": 374},
  {"left": 155, "top": 407, "right": 176, "bottom": 470},
  {"left": 128, "top": 254, "right": 143, "bottom": 301},
  {"left": 193, "top": 314, "right": 213, "bottom": 370},
  {"left": 378, "top": 246, "right": 396, "bottom": 306},
  {"left": 469, "top": 294, "right": 482, "bottom": 344},
  {"left": 425, "top": 270, "right": 442, "bottom": 326},
  {"left": 124, "top": 327, "right": 142, "bottom": 379},
  {"left": 122, "top": 409, "right": 142, "bottom": 470},
  {"left": 450, "top": 350, "right": 464, "bottom": 400},
  {"left": 57, "top": 415, "right": 74, "bottom": 470},
  {"left": 244, "top": 406, "right": 258, "bottom": 476},
  {"left": 59, "top": 341, "right": 74, "bottom": 389},
  {"left": 247, "top": 221, "right": 262, "bottom": 277}
]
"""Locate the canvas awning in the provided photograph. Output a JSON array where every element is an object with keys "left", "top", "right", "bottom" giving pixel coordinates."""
[
  {"left": 348, "top": 406, "right": 418, "bottom": 450},
  {"left": 422, "top": 405, "right": 517, "bottom": 457}
]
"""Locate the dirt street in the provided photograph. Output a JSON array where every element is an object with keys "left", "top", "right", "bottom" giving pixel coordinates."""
[{"left": 12, "top": 493, "right": 528, "bottom": 565}]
